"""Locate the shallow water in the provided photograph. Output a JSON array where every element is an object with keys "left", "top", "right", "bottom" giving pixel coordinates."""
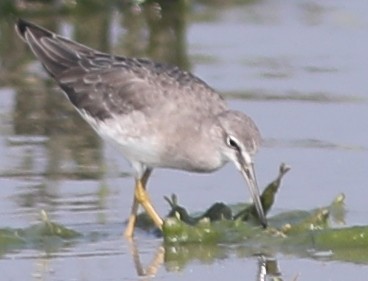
[{"left": 0, "top": 0, "right": 368, "bottom": 280}]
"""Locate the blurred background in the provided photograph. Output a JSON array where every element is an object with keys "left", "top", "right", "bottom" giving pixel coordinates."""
[{"left": 0, "top": 0, "right": 367, "bottom": 280}]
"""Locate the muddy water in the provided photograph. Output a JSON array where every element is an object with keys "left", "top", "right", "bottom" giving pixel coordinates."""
[{"left": 0, "top": 0, "right": 367, "bottom": 280}]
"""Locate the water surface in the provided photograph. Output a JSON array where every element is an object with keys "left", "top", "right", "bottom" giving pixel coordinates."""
[{"left": 0, "top": 0, "right": 367, "bottom": 280}]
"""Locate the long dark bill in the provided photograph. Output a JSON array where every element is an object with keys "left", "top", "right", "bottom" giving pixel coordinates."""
[{"left": 241, "top": 163, "right": 267, "bottom": 228}]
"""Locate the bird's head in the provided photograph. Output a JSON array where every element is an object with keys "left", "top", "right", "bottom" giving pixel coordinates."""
[{"left": 212, "top": 110, "right": 267, "bottom": 227}]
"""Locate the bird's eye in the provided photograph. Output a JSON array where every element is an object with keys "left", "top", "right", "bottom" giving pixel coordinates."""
[{"left": 226, "top": 135, "right": 240, "bottom": 151}]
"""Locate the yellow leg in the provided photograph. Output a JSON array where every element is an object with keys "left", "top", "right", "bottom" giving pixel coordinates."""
[
  {"left": 124, "top": 170, "right": 162, "bottom": 237},
  {"left": 125, "top": 170, "right": 150, "bottom": 238},
  {"left": 135, "top": 179, "right": 163, "bottom": 229}
]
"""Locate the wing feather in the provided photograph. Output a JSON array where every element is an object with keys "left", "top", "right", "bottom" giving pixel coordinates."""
[{"left": 16, "top": 19, "right": 227, "bottom": 122}]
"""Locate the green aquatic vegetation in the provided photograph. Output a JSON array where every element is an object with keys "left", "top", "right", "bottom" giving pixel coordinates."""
[
  {"left": 161, "top": 163, "right": 342, "bottom": 242},
  {"left": 312, "top": 226, "right": 368, "bottom": 249},
  {"left": 162, "top": 163, "right": 292, "bottom": 243},
  {"left": 160, "top": 163, "right": 368, "bottom": 265},
  {"left": 163, "top": 163, "right": 291, "bottom": 228},
  {"left": 0, "top": 210, "right": 81, "bottom": 255},
  {"left": 280, "top": 208, "right": 329, "bottom": 235},
  {"left": 26, "top": 210, "right": 81, "bottom": 239},
  {"left": 0, "top": 228, "right": 26, "bottom": 251},
  {"left": 1, "top": 163, "right": 367, "bottom": 264}
]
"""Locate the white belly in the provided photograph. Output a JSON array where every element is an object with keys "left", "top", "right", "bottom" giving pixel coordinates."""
[{"left": 80, "top": 110, "right": 226, "bottom": 173}]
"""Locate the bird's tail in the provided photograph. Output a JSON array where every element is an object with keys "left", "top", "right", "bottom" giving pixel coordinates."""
[{"left": 15, "top": 19, "right": 100, "bottom": 78}]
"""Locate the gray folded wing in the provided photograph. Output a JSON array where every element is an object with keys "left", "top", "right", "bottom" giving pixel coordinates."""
[{"left": 16, "top": 19, "right": 227, "bottom": 122}]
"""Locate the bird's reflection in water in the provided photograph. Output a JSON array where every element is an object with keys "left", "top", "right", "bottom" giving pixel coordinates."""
[
  {"left": 127, "top": 240, "right": 285, "bottom": 280},
  {"left": 127, "top": 239, "right": 165, "bottom": 278},
  {"left": 257, "top": 256, "right": 283, "bottom": 281}
]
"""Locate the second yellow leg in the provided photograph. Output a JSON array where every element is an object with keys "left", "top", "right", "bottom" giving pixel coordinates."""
[{"left": 124, "top": 170, "right": 162, "bottom": 238}]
